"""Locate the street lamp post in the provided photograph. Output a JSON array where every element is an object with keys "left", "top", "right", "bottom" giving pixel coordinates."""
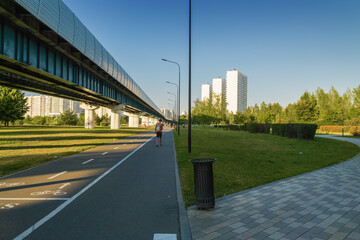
[
  {"left": 167, "top": 91, "right": 177, "bottom": 125},
  {"left": 162, "top": 59, "right": 180, "bottom": 135},
  {"left": 166, "top": 81, "right": 179, "bottom": 133},
  {"left": 188, "top": 0, "right": 192, "bottom": 153}
]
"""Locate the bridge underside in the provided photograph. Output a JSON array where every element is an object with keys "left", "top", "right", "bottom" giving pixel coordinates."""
[{"left": 0, "top": 0, "right": 162, "bottom": 118}]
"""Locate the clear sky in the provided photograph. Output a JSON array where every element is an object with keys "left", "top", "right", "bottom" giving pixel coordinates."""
[{"left": 61, "top": 0, "right": 360, "bottom": 113}]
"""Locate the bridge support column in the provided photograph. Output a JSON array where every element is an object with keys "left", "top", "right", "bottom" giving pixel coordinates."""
[
  {"left": 150, "top": 118, "right": 157, "bottom": 125},
  {"left": 109, "top": 104, "right": 125, "bottom": 129},
  {"left": 141, "top": 116, "right": 149, "bottom": 127},
  {"left": 80, "top": 103, "right": 99, "bottom": 129},
  {"left": 129, "top": 114, "right": 140, "bottom": 128}
]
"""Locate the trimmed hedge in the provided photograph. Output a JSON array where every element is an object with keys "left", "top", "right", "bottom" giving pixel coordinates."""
[
  {"left": 229, "top": 125, "right": 240, "bottom": 130},
  {"left": 319, "top": 126, "right": 351, "bottom": 133},
  {"left": 246, "top": 123, "right": 271, "bottom": 134},
  {"left": 272, "top": 124, "right": 317, "bottom": 140}
]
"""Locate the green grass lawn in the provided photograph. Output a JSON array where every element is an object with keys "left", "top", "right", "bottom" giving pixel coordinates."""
[
  {"left": 0, "top": 125, "right": 152, "bottom": 177},
  {"left": 174, "top": 127, "right": 360, "bottom": 207}
]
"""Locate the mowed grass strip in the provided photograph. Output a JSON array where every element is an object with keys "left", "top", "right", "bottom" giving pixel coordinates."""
[
  {"left": 0, "top": 126, "right": 153, "bottom": 177},
  {"left": 174, "top": 127, "right": 360, "bottom": 207}
]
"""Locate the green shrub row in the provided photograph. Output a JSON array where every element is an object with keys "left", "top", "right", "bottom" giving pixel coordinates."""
[
  {"left": 272, "top": 124, "right": 317, "bottom": 140},
  {"left": 246, "top": 123, "right": 271, "bottom": 134}
]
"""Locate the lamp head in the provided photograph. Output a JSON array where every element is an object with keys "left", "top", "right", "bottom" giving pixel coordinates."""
[{"left": 161, "top": 58, "right": 167, "bottom": 61}]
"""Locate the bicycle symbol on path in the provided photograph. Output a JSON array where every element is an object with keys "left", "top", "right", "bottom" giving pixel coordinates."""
[
  {"left": 0, "top": 203, "right": 20, "bottom": 210},
  {"left": 31, "top": 190, "right": 67, "bottom": 196}
]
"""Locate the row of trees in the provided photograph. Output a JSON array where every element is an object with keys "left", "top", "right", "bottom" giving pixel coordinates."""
[
  {"left": 0, "top": 86, "right": 127, "bottom": 126},
  {"left": 191, "top": 85, "right": 360, "bottom": 125},
  {"left": 21, "top": 111, "right": 85, "bottom": 126}
]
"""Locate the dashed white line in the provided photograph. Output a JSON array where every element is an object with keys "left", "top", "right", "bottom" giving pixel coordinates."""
[
  {"left": 48, "top": 171, "right": 67, "bottom": 180},
  {"left": 82, "top": 159, "right": 94, "bottom": 165},
  {"left": 102, "top": 152, "right": 108, "bottom": 155},
  {"left": 153, "top": 234, "right": 177, "bottom": 240},
  {"left": 14, "top": 136, "right": 155, "bottom": 240},
  {"left": 113, "top": 147, "right": 119, "bottom": 149},
  {"left": 59, "top": 183, "right": 71, "bottom": 189}
]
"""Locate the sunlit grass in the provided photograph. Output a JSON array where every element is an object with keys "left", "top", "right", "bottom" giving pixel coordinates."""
[
  {"left": 0, "top": 125, "right": 152, "bottom": 177},
  {"left": 174, "top": 127, "right": 360, "bottom": 207}
]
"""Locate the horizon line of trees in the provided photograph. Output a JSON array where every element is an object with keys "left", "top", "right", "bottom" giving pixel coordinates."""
[{"left": 190, "top": 85, "right": 360, "bottom": 126}]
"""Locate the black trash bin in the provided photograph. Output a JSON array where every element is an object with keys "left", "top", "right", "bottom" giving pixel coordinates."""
[{"left": 189, "top": 158, "right": 216, "bottom": 209}]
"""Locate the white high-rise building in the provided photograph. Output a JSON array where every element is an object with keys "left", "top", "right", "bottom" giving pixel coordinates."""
[
  {"left": 26, "top": 95, "right": 82, "bottom": 117},
  {"left": 161, "top": 108, "right": 174, "bottom": 120},
  {"left": 201, "top": 83, "right": 211, "bottom": 101},
  {"left": 212, "top": 77, "right": 226, "bottom": 101},
  {"left": 226, "top": 70, "right": 247, "bottom": 113}
]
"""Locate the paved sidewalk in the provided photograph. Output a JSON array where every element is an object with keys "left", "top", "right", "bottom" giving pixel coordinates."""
[
  {"left": 188, "top": 136, "right": 360, "bottom": 240},
  {"left": 0, "top": 128, "right": 181, "bottom": 240}
]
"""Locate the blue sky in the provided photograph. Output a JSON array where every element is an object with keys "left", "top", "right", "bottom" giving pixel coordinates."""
[{"left": 61, "top": 0, "right": 360, "bottom": 112}]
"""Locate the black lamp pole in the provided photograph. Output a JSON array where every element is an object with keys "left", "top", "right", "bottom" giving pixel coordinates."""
[
  {"left": 162, "top": 60, "right": 181, "bottom": 135},
  {"left": 188, "top": 0, "right": 191, "bottom": 153}
]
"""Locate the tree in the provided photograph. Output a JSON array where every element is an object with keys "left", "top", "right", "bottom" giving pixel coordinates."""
[
  {"left": 0, "top": 86, "right": 29, "bottom": 126},
  {"left": 296, "top": 91, "right": 318, "bottom": 123},
  {"left": 77, "top": 112, "right": 85, "bottom": 126},
  {"left": 57, "top": 110, "right": 78, "bottom": 125}
]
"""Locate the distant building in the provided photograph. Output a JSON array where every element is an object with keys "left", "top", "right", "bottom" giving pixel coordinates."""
[
  {"left": 26, "top": 95, "right": 81, "bottom": 117},
  {"left": 212, "top": 77, "right": 226, "bottom": 103},
  {"left": 226, "top": 70, "right": 247, "bottom": 113},
  {"left": 161, "top": 108, "right": 174, "bottom": 120},
  {"left": 201, "top": 83, "right": 211, "bottom": 101},
  {"left": 95, "top": 106, "right": 111, "bottom": 117}
]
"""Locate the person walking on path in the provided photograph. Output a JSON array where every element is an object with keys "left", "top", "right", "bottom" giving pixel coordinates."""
[{"left": 155, "top": 119, "right": 164, "bottom": 147}]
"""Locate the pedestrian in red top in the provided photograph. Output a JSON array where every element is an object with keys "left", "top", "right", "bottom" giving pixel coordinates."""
[{"left": 155, "top": 119, "right": 164, "bottom": 147}]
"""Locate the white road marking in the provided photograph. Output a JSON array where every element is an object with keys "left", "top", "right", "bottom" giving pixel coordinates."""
[
  {"left": 14, "top": 136, "right": 155, "bottom": 240},
  {"left": 59, "top": 183, "right": 71, "bottom": 189},
  {"left": 82, "top": 159, "right": 94, "bottom": 164},
  {"left": 48, "top": 171, "right": 67, "bottom": 180},
  {"left": 153, "top": 234, "right": 177, "bottom": 240},
  {"left": 0, "top": 198, "right": 69, "bottom": 201},
  {"left": 0, "top": 203, "right": 20, "bottom": 209},
  {"left": 113, "top": 147, "right": 119, "bottom": 149},
  {"left": 102, "top": 152, "right": 108, "bottom": 155}
]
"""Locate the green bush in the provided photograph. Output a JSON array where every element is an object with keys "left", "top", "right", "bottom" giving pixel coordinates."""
[
  {"left": 350, "top": 127, "right": 360, "bottom": 137},
  {"left": 100, "top": 121, "right": 109, "bottom": 127},
  {"left": 229, "top": 125, "right": 240, "bottom": 130},
  {"left": 32, "top": 116, "right": 46, "bottom": 125},
  {"left": 272, "top": 123, "right": 317, "bottom": 140},
  {"left": 246, "top": 123, "right": 270, "bottom": 134},
  {"left": 246, "top": 122, "right": 258, "bottom": 133}
]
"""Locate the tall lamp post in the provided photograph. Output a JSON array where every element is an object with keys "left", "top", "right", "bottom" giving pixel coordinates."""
[
  {"left": 167, "top": 91, "right": 177, "bottom": 127},
  {"left": 188, "top": 0, "right": 191, "bottom": 153},
  {"left": 166, "top": 81, "right": 179, "bottom": 134},
  {"left": 162, "top": 59, "right": 180, "bottom": 135}
]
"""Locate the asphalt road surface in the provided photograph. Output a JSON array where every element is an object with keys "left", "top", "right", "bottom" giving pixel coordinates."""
[{"left": 0, "top": 128, "right": 180, "bottom": 240}]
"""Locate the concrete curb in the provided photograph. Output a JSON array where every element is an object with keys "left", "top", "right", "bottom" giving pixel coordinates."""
[{"left": 171, "top": 130, "right": 192, "bottom": 240}]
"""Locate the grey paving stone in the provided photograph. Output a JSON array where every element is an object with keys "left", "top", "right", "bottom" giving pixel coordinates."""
[{"left": 188, "top": 136, "right": 360, "bottom": 240}]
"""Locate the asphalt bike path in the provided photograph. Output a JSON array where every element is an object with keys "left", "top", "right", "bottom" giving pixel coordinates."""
[{"left": 0, "top": 128, "right": 180, "bottom": 240}]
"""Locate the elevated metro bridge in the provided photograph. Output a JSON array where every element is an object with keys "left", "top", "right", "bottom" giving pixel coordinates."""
[{"left": 0, "top": 0, "right": 165, "bottom": 128}]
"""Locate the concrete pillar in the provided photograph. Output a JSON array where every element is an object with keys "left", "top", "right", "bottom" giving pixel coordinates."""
[
  {"left": 141, "top": 116, "right": 149, "bottom": 127},
  {"left": 150, "top": 118, "right": 157, "bottom": 125},
  {"left": 129, "top": 114, "right": 139, "bottom": 128},
  {"left": 109, "top": 104, "right": 125, "bottom": 129},
  {"left": 80, "top": 103, "right": 99, "bottom": 129}
]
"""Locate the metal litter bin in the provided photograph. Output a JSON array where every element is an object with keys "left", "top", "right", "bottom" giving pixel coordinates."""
[{"left": 189, "top": 158, "right": 216, "bottom": 209}]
